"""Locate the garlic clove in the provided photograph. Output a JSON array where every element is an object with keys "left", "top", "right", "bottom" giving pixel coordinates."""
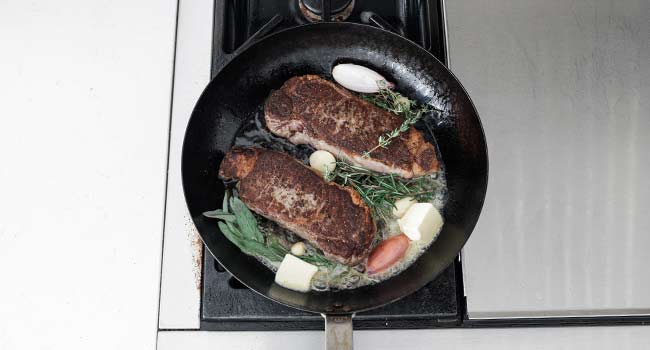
[
  {"left": 290, "top": 242, "right": 306, "bottom": 256},
  {"left": 309, "top": 150, "right": 336, "bottom": 175},
  {"left": 332, "top": 63, "right": 392, "bottom": 93}
]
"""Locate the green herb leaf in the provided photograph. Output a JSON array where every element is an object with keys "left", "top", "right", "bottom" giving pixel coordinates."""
[
  {"left": 222, "top": 192, "right": 230, "bottom": 213},
  {"left": 205, "top": 193, "right": 362, "bottom": 269},
  {"left": 205, "top": 192, "right": 289, "bottom": 263},
  {"left": 218, "top": 221, "right": 245, "bottom": 248},
  {"left": 230, "top": 197, "right": 264, "bottom": 243},
  {"left": 300, "top": 251, "right": 336, "bottom": 268},
  {"left": 202, "top": 210, "right": 237, "bottom": 222},
  {"left": 326, "top": 160, "right": 437, "bottom": 218},
  {"left": 225, "top": 220, "right": 243, "bottom": 239},
  {"left": 218, "top": 220, "right": 286, "bottom": 262},
  {"left": 240, "top": 239, "right": 285, "bottom": 262},
  {"left": 267, "top": 235, "right": 290, "bottom": 258}
]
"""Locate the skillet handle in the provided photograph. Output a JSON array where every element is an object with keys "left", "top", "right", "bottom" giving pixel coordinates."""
[{"left": 323, "top": 314, "right": 353, "bottom": 350}]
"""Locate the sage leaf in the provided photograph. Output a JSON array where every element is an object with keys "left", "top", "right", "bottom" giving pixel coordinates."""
[{"left": 230, "top": 197, "right": 264, "bottom": 243}]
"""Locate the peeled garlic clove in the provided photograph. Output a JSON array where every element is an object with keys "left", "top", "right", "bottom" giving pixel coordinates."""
[
  {"left": 332, "top": 63, "right": 392, "bottom": 93},
  {"left": 309, "top": 150, "right": 336, "bottom": 175},
  {"left": 290, "top": 242, "right": 306, "bottom": 256}
]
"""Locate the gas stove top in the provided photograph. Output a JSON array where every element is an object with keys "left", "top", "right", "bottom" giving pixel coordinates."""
[
  {"left": 212, "top": 0, "right": 446, "bottom": 77},
  {"left": 201, "top": 0, "right": 459, "bottom": 331}
]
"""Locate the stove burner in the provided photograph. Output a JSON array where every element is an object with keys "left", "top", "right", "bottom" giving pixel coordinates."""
[{"left": 299, "top": 0, "right": 355, "bottom": 22}]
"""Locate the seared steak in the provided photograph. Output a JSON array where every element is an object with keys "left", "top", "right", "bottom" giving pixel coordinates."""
[
  {"left": 264, "top": 75, "right": 439, "bottom": 178},
  {"left": 219, "top": 147, "right": 376, "bottom": 266}
]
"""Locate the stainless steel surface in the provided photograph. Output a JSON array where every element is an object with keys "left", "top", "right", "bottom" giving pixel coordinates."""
[
  {"left": 324, "top": 314, "right": 353, "bottom": 350},
  {"left": 446, "top": 0, "right": 650, "bottom": 318}
]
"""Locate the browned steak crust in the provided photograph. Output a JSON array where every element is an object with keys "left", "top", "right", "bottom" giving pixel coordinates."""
[
  {"left": 264, "top": 75, "right": 439, "bottom": 178},
  {"left": 219, "top": 147, "right": 376, "bottom": 266}
]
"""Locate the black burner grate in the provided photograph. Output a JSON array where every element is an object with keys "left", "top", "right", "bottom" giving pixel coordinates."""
[{"left": 213, "top": 0, "right": 446, "bottom": 76}]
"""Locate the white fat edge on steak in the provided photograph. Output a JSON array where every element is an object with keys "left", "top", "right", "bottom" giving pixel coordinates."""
[{"left": 287, "top": 132, "right": 413, "bottom": 178}]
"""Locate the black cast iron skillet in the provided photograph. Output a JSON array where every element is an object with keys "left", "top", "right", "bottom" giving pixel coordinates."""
[{"left": 182, "top": 22, "right": 487, "bottom": 349}]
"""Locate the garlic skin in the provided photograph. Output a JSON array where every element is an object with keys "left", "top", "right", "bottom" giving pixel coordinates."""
[{"left": 332, "top": 64, "right": 392, "bottom": 93}]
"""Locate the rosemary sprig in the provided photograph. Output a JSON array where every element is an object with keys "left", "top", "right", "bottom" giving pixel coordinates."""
[
  {"left": 362, "top": 87, "right": 438, "bottom": 157},
  {"left": 203, "top": 192, "right": 334, "bottom": 266},
  {"left": 325, "top": 160, "right": 437, "bottom": 219}
]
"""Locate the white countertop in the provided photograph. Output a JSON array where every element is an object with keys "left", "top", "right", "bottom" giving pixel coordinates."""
[
  {"left": 0, "top": 0, "right": 177, "bottom": 349},
  {"left": 2, "top": 0, "right": 649, "bottom": 349},
  {"left": 157, "top": 0, "right": 213, "bottom": 330},
  {"left": 157, "top": 327, "right": 650, "bottom": 350}
]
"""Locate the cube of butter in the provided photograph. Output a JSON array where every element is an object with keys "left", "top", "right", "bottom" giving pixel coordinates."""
[
  {"left": 392, "top": 197, "right": 416, "bottom": 218},
  {"left": 397, "top": 203, "right": 443, "bottom": 242},
  {"left": 274, "top": 254, "right": 318, "bottom": 292}
]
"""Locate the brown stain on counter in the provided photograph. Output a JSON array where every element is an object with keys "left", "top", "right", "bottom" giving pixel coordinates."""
[{"left": 186, "top": 214, "right": 203, "bottom": 291}]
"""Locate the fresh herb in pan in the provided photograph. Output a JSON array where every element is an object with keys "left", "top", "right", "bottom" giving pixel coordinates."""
[
  {"left": 361, "top": 86, "right": 439, "bottom": 157},
  {"left": 324, "top": 160, "right": 438, "bottom": 219},
  {"left": 299, "top": 251, "right": 335, "bottom": 268},
  {"left": 203, "top": 193, "right": 287, "bottom": 262},
  {"left": 203, "top": 192, "right": 335, "bottom": 266},
  {"left": 362, "top": 85, "right": 414, "bottom": 114}
]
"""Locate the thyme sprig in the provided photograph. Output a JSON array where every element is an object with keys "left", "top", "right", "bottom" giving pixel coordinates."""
[
  {"left": 362, "top": 87, "right": 439, "bottom": 157},
  {"left": 325, "top": 160, "right": 437, "bottom": 219}
]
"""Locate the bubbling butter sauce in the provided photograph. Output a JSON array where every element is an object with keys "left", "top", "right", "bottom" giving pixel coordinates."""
[{"left": 228, "top": 108, "right": 447, "bottom": 291}]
